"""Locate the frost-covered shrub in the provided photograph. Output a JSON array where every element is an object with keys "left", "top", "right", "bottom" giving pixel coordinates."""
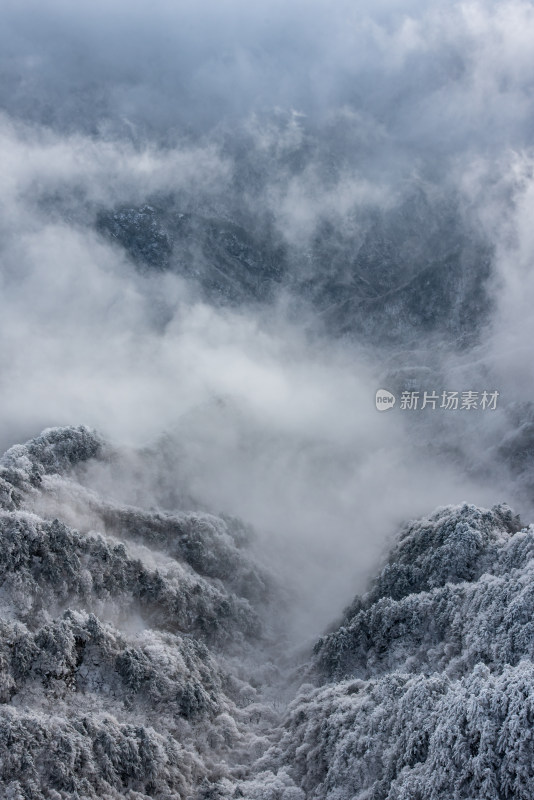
[
  {"left": 0, "top": 610, "right": 224, "bottom": 722},
  {"left": 259, "top": 661, "right": 534, "bottom": 800},
  {"left": 0, "top": 706, "right": 204, "bottom": 799},
  {"left": 0, "top": 426, "right": 103, "bottom": 495}
]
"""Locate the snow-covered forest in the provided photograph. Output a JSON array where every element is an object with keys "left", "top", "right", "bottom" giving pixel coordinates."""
[{"left": 3, "top": 428, "right": 534, "bottom": 798}]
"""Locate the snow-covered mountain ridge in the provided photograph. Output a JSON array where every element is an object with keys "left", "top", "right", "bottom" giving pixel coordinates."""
[{"left": 0, "top": 426, "right": 284, "bottom": 799}]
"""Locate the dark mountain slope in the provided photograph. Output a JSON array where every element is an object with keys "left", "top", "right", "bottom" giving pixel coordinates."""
[{"left": 95, "top": 185, "right": 492, "bottom": 348}]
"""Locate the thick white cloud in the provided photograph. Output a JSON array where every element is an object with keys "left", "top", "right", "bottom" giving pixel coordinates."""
[{"left": 1, "top": 0, "right": 534, "bottom": 636}]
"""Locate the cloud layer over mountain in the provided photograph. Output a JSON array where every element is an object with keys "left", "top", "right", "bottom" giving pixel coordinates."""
[{"left": 1, "top": 6, "right": 534, "bottom": 795}]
